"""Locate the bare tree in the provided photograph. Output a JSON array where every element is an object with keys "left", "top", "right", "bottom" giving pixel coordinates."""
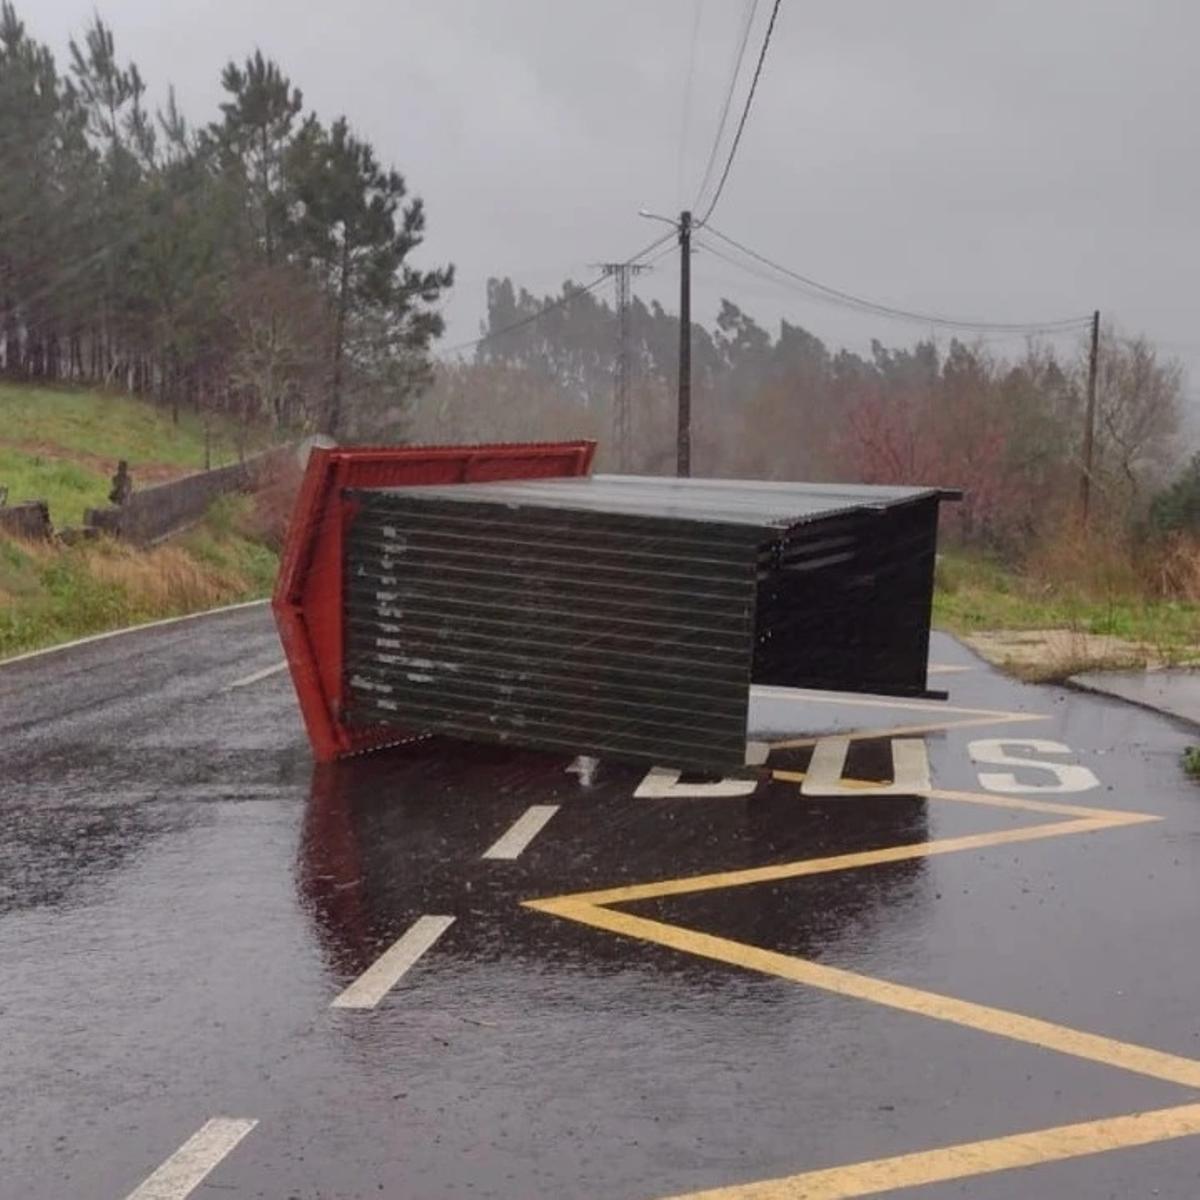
[
  {"left": 412, "top": 361, "right": 603, "bottom": 449},
  {"left": 1092, "top": 329, "right": 1183, "bottom": 512},
  {"left": 228, "top": 263, "right": 330, "bottom": 435}
]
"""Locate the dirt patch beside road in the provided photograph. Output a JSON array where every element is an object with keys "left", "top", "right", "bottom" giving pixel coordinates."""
[{"left": 963, "top": 628, "right": 1161, "bottom": 681}]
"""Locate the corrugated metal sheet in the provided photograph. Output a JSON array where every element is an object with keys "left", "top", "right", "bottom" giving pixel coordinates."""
[
  {"left": 343, "top": 489, "right": 763, "bottom": 770},
  {"left": 342, "top": 475, "right": 953, "bottom": 770}
]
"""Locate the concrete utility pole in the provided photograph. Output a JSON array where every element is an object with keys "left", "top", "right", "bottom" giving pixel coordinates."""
[
  {"left": 638, "top": 206, "right": 694, "bottom": 477},
  {"left": 677, "top": 210, "right": 693, "bottom": 478},
  {"left": 596, "top": 261, "right": 650, "bottom": 472},
  {"left": 1080, "top": 309, "right": 1101, "bottom": 523}
]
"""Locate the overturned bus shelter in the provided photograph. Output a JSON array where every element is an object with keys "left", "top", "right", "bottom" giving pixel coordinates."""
[{"left": 274, "top": 443, "right": 958, "bottom": 771}]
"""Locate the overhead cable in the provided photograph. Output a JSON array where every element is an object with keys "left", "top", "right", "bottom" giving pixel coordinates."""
[
  {"left": 701, "top": 227, "right": 1092, "bottom": 333},
  {"left": 676, "top": 0, "right": 706, "bottom": 206},
  {"left": 695, "top": 0, "right": 783, "bottom": 225},
  {"left": 691, "top": 0, "right": 759, "bottom": 211}
]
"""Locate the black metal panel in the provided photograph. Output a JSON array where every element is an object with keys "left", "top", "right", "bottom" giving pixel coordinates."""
[
  {"left": 751, "top": 496, "right": 941, "bottom": 697},
  {"left": 340, "top": 476, "right": 953, "bottom": 771},
  {"left": 343, "top": 490, "right": 762, "bottom": 770}
]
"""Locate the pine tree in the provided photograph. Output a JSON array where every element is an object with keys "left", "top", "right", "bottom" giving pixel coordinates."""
[
  {"left": 68, "top": 15, "right": 154, "bottom": 385},
  {"left": 214, "top": 51, "right": 302, "bottom": 265},
  {"left": 286, "top": 115, "right": 452, "bottom": 435},
  {"left": 0, "top": 3, "right": 91, "bottom": 377},
  {"left": 0, "top": 5, "right": 454, "bottom": 432}
]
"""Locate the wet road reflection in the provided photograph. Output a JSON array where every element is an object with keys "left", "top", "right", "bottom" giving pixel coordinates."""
[
  {"left": 297, "top": 736, "right": 930, "bottom": 984},
  {"left": 0, "top": 744, "right": 307, "bottom": 915},
  {"left": 6, "top": 615, "right": 1200, "bottom": 1198}
]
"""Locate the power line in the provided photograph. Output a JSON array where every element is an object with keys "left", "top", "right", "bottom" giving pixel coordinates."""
[
  {"left": 698, "top": 233, "right": 1089, "bottom": 336},
  {"left": 691, "top": 0, "right": 759, "bottom": 211},
  {"left": 437, "top": 231, "right": 674, "bottom": 359},
  {"left": 695, "top": 0, "right": 783, "bottom": 226},
  {"left": 676, "top": 0, "right": 705, "bottom": 207},
  {"left": 701, "top": 226, "right": 1093, "bottom": 333},
  {"left": 637, "top": 240, "right": 679, "bottom": 272}
]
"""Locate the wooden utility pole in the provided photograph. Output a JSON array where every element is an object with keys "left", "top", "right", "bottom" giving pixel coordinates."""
[
  {"left": 677, "top": 210, "right": 692, "bottom": 478},
  {"left": 1080, "top": 309, "right": 1100, "bottom": 522}
]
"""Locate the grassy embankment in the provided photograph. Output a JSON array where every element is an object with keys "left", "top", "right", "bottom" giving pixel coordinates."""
[
  {"left": 5, "top": 382, "right": 1200, "bottom": 676},
  {"left": 0, "top": 384, "right": 283, "bottom": 659},
  {"left": 0, "top": 383, "right": 270, "bottom": 525},
  {"left": 934, "top": 548, "right": 1200, "bottom": 680}
]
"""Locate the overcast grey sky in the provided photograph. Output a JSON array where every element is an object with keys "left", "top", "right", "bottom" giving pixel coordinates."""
[{"left": 29, "top": 0, "right": 1200, "bottom": 385}]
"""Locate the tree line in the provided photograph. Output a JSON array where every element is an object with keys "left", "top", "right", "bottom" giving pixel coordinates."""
[
  {"left": 2, "top": 0, "right": 1187, "bottom": 553},
  {"left": 421, "top": 277, "right": 1186, "bottom": 553},
  {"left": 0, "top": 4, "right": 451, "bottom": 437}
]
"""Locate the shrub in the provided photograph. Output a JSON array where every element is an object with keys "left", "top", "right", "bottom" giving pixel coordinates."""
[{"left": 1150, "top": 454, "right": 1200, "bottom": 536}]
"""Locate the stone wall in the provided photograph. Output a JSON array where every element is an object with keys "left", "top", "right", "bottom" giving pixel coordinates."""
[
  {"left": 0, "top": 500, "right": 52, "bottom": 540},
  {"left": 85, "top": 446, "right": 292, "bottom": 546}
]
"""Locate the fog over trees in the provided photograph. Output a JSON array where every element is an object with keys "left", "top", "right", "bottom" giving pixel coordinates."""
[
  {"left": 2, "top": 3, "right": 1190, "bottom": 551},
  {"left": 0, "top": 4, "right": 451, "bottom": 438},
  {"left": 423, "top": 280, "right": 1185, "bottom": 551}
]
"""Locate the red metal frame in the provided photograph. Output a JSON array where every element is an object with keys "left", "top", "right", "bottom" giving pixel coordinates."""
[{"left": 272, "top": 441, "right": 597, "bottom": 761}]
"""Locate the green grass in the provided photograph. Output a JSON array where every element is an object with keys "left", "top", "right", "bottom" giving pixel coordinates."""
[
  {"left": 0, "top": 382, "right": 269, "bottom": 467},
  {"left": 0, "top": 446, "right": 111, "bottom": 528},
  {"left": 178, "top": 495, "right": 279, "bottom": 594},
  {"left": 0, "top": 496, "right": 279, "bottom": 659},
  {"left": 0, "top": 382, "right": 275, "bottom": 527},
  {"left": 0, "top": 536, "right": 126, "bottom": 656},
  {"left": 0, "top": 384, "right": 288, "bottom": 656},
  {"left": 933, "top": 551, "right": 1200, "bottom": 656},
  {"left": 1183, "top": 746, "right": 1200, "bottom": 779}
]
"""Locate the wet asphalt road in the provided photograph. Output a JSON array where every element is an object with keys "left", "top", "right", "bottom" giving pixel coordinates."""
[{"left": 2, "top": 604, "right": 1200, "bottom": 1199}]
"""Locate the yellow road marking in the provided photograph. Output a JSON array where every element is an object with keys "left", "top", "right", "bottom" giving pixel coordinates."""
[
  {"left": 927, "top": 786, "right": 1133, "bottom": 819},
  {"left": 527, "top": 820, "right": 1113, "bottom": 906},
  {"left": 531, "top": 790, "right": 1156, "bottom": 907},
  {"left": 653, "top": 1102, "right": 1200, "bottom": 1199},
  {"left": 527, "top": 898, "right": 1200, "bottom": 1089},
  {"left": 524, "top": 719, "right": 1186, "bottom": 1195}
]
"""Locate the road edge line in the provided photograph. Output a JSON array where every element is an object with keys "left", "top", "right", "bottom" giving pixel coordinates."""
[{"left": 0, "top": 598, "right": 269, "bottom": 670}]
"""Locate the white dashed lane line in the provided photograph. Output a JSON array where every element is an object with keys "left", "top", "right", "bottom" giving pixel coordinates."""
[
  {"left": 482, "top": 804, "right": 560, "bottom": 860},
  {"left": 123, "top": 1117, "right": 257, "bottom": 1200},
  {"left": 330, "top": 915, "right": 456, "bottom": 1010}
]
